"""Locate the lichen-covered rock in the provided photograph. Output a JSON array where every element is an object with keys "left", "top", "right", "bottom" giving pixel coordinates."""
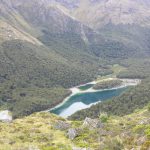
[
  {"left": 67, "top": 128, "right": 78, "bottom": 140},
  {"left": 82, "top": 117, "right": 103, "bottom": 129},
  {"left": 54, "top": 120, "right": 71, "bottom": 130}
]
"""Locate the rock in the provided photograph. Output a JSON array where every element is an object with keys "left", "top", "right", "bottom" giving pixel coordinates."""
[
  {"left": 54, "top": 120, "right": 71, "bottom": 130},
  {"left": 82, "top": 117, "right": 103, "bottom": 129},
  {"left": 67, "top": 128, "right": 78, "bottom": 140},
  {"left": 0, "top": 110, "right": 12, "bottom": 123},
  {"left": 138, "top": 118, "right": 150, "bottom": 125}
]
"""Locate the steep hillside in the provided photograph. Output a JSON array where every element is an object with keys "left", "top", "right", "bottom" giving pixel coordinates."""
[
  {"left": 2, "top": 0, "right": 149, "bottom": 60},
  {"left": 51, "top": 0, "right": 150, "bottom": 58},
  {"left": 0, "top": 0, "right": 102, "bottom": 118},
  {"left": 0, "top": 105, "right": 149, "bottom": 149}
]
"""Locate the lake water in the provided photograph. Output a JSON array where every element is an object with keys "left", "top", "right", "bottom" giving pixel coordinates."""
[{"left": 50, "top": 87, "right": 127, "bottom": 118}]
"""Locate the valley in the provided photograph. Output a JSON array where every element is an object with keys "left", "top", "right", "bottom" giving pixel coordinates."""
[
  {"left": 50, "top": 78, "right": 140, "bottom": 118},
  {"left": 0, "top": 0, "right": 150, "bottom": 149}
]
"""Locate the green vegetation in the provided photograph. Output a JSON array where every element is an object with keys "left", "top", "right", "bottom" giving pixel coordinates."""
[
  {"left": 78, "top": 84, "right": 94, "bottom": 91},
  {"left": 70, "top": 59, "right": 150, "bottom": 121},
  {"left": 0, "top": 1, "right": 150, "bottom": 149},
  {"left": 0, "top": 106, "right": 149, "bottom": 150},
  {"left": 99, "top": 112, "right": 109, "bottom": 123},
  {"left": 117, "top": 58, "right": 150, "bottom": 79},
  {"left": 0, "top": 40, "right": 98, "bottom": 118},
  {"left": 93, "top": 79, "right": 122, "bottom": 90},
  {"left": 0, "top": 113, "right": 73, "bottom": 150},
  {"left": 112, "top": 64, "right": 127, "bottom": 76}
]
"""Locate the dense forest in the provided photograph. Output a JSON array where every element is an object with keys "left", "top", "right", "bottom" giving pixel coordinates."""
[
  {"left": 0, "top": 40, "right": 101, "bottom": 118},
  {"left": 70, "top": 58, "right": 150, "bottom": 120},
  {"left": 93, "top": 79, "right": 122, "bottom": 90},
  {"left": 117, "top": 58, "right": 150, "bottom": 79}
]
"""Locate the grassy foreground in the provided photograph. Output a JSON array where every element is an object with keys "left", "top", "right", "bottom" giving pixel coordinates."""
[{"left": 0, "top": 106, "right": 149, "bottom": 150}]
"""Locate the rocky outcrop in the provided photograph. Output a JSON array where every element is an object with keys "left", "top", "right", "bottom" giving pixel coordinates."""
[
  {"left": 67, "top": 128, "right": 78, "bottom": 140},
  {"left": 54, "top": 120, "right": 71, "bottom": 130},
  {"left": 82, "top": 117, "right": 103, "bottom": 129}
]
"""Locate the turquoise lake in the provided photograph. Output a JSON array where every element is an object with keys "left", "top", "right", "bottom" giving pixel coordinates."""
[{"left": 50, "top": 87, "right": 127, "bottom": 118}]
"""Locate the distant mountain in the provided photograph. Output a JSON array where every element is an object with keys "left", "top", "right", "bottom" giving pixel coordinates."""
[{"left": 55, "top": 0, "right": 150, "bottom": 29}]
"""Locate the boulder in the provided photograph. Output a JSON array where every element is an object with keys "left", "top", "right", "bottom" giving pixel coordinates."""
[
  {"left": 82, "top": 117, "right": 103, "bottom": 129},
  {"left": 67, "top": 128, "right": 78, "bottom": 140},
  {"left": 0, "top": 110, "right": 12, "bottom": 123},
  {"left": 54, "top": 120, "right": 71, "bottom": 130}
]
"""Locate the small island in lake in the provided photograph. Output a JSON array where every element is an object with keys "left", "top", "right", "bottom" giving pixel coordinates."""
[{"left": 93, "top": 79, "right": 123, "bottom": 90}]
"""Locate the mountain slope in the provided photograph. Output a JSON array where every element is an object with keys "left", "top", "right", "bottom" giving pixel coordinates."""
[
  {"left": 0, "top": 105, "right": 149, "bottom": 150},
  {"left": 0, "top": 0, "right": 102, "bottom": 118},
  {"left": 70, "top": 0, "right": 150, "bottom": 29}
]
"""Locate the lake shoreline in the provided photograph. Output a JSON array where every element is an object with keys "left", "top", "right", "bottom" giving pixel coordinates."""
[{"left": 47, "top": 78, "right": 141, "bottom": 112}]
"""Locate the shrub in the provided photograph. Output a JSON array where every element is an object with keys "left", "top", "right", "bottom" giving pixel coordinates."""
[{"left": 99, "top": 112, "right": 109, "bottom": 123}]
